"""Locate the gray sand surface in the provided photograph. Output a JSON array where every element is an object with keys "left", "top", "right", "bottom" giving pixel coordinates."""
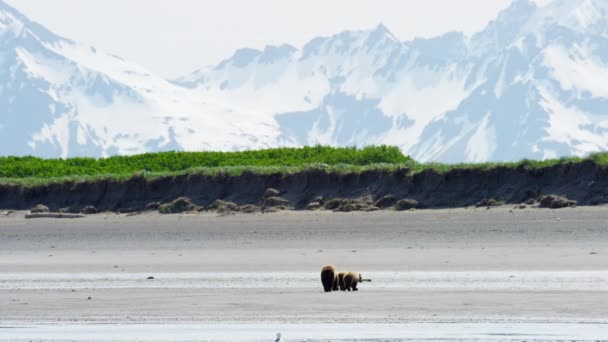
[{"left": 1, "top": 207, "right": 607, "bottom": 324}]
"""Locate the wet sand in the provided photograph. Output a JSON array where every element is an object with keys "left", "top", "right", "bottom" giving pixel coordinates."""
[{"left": 1, "top": 208, "right": 608, "bottom": 337}]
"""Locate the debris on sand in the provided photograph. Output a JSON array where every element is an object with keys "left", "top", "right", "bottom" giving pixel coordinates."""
[
  {"left": 30, "top": 204, "right": 50, "bottom": 214},
  {"left": 538, "top": 195, "right": 577, "bottom": 209},
  {"left": 82, "top": 206, "right": 98, "bottom": 215},
  {"left": 475, "top": 198, "right": 504, "bottom": 209},
  {"left": 158, "top": 197, "right": 200, "bottom": 214},
  {"left": 126, "top": 211, "right": 143, "bottom": 217},
  {"left": 374, "top": 195, "right": 398, "bottom": 209},
  {"left": 394, "top": 199, "right": 419, "bottom": 211},
  {"left": 147, "top": 276, "right": 155, "bottom": 280}
]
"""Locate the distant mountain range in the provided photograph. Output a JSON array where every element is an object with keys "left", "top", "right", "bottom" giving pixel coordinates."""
[{"left": 2, "top": 0, "right": 608, "bottom": 162}]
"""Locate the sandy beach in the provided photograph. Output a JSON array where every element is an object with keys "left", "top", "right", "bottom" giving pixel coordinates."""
[{"left": 1, "top": 207, "right": 608, "bottom": 339}]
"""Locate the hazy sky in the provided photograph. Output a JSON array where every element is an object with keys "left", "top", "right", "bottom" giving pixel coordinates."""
[{"left": 6, "top": 0, "right": 551, "bottom": 78}]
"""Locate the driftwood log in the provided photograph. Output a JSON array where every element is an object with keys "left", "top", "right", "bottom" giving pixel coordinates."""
[{"left": 25, "top": 213, "right": 85, "bottom": 219}]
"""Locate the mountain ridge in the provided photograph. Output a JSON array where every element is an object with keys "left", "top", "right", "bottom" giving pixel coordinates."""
[
  {"left": 0, "top": 0, "right": 282, "bottom": 158},
  {"left": 2, "top": 0, "right": 608, "bottom": 162},
  {"left": 181, "top": 0, "right": 608, "bottom": 162}
]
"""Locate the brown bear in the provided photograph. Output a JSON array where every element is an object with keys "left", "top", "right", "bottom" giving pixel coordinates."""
[
  {"left": 337, "top": 272, "right": 347, "bottom": 291},
  {"left": 343, "top": 272, "right": 371, "bottom": 291},
  {"left": 320, "top": 265, "right": 337, "bottom": 292},
  {"left": 332, "top": 273, "right": 340, "bottom": 291}
]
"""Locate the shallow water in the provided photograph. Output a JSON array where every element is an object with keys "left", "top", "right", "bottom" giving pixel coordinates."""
[
  {"left": 1, "top": 323, "right": 607, "bottom": 341},
  {"left": 1, "top": 271, "right": 608, "bottom": 291},
  {"left": 3, "top": 272, "right": 607, "bottom": 340}
]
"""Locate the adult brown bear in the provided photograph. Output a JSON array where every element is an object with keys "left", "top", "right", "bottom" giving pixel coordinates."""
[
  {"left": 320, "top": 265, "right": 337, "bottom": 292},
  {"left": 343, "top": 272, "right": 371, "bottom": 291}
]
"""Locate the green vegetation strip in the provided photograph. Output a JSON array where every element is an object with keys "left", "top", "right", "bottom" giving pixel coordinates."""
[
  {"left": 0, "top": 146, "right": 408, "bottom": 182},
  {"left": 0, "top": 146, "right": 605, "bottom": 187},
  {"left": 0, "top": 163, "right": 409, "bottom": 187}
]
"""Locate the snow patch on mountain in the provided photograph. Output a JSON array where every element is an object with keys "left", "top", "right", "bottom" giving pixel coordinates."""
[
  {"left": 466, "top": 112, "right": 497, "bottom": 162},
  {"left": 544, "top": 43, "right": 608, "bottom": 98}
]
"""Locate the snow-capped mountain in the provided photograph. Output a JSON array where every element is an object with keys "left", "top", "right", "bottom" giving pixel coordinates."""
[
  {"left": 0, "top": 0, "right": 280, "bottom": 158},
  {"left": 180, "top": 0, "right": 608, "bottom": 163},
  {"left": 2, "top": 0, "right": 608, "bottom": 162}
]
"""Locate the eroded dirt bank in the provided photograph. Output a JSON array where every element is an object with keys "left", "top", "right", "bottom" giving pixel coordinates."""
[{"left": 0, "top": 160, "right": 607, "bottom": 211}]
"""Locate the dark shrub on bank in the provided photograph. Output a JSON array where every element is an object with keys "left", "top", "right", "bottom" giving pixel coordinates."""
[
  {"left": 539, "top": 195, "right": 576, "bottom": 209},
  {"left": 320, "top": 198, "right": 376, "bottom": 212},
  {"left": 311, "top": 196, "right": 326, "bottom": 205},
  {"left": 208, "top": 199, "right": 239, "bottom": 212},
  {"left": 394, "top": 199, "right": 419, "bottom": 211},
  {"left": 30, "top": 204, "right": 49, "bottom": 213},
  {"left": 374, "top": 195, "right": 397, "bottom": 208},
  {"left": 306, "top": 201, "right": 322, "bottom": 210},
  {"left": 239, "top": 204, "right": 259, "bottom": 213},
  {"left": 263, "top": 188, "right": 281, "bottom": 198},
  {"left": 264, "top": 196, "right": 289, "bottom": 207},
  {"left": 336, "top": 201, "right": 364, "bottom": 212},
  {"left": 324, "top": 198, "right": 347, "bottom": 210},
  {"left": 145, "top": 202, "right": 161, "bottom": 211},
  {"left": 475, "top": 198, "right": 504, "bottom": 208},
  {"left": 82, "top": 206, "right": 97, "bottom": 215},
  {"left": 159, "top": 197, "right": 198, "bottom": 214}
]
